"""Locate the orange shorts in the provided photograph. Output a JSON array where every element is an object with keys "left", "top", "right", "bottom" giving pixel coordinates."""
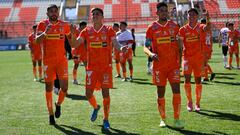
[
  {"left": 31, "top": 53, "right": 42, "bottom": 61},
  {"left": 182, "top": 55, "right": 204, "bottom": 77},
  {"left": 79, "top": 51, "right": 87, "bottom": 63},
  {"left": 229, "top": 46, "right": 239, "bottom": 54},
  {"left": 203, "top": 51, "right": 212, "bottom": 62},
  {"left": 120, "top": 49, "right": 133, "bottom": 63},
  {"left": 114, "top": 48, "right": 121, "bottom": 61},
  {"left": 43, "top": 59, "right": 68, "bottom": 82},
  {"left": 152, "top": 67, "right": 180, "bottom": 86},
  {"left": 86, "top": 67, "right": 112, "bottom": 90}
]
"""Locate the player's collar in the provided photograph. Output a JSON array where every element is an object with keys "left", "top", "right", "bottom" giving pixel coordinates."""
[
  {"left": 92, "top": 24, "right": 104, "bottom": 33},
  {"left": 187, "top": 22, "right": 199, "bottom": 30},
  {"left": 155, "top": 20, "right": 169, "bottom": 27}
]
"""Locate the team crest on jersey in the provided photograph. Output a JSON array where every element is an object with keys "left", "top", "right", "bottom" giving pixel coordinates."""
[
  {"left": 101, "top": 35, "right": 107, "bottom": 41},
  {"left": 163, "top": 31, "right": 167, "bottom": 36},
  {"left": 169, "top": 29, "right": 174, "bottom": 35},
  {"left": 102, "top": 42, "right": 107, "bottom": 47}
]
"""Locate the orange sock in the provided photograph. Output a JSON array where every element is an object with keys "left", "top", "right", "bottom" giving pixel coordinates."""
[
  {"left": 195, "top": 84, "right": 202, "bottom": 105},
  {"left": 207, "top": 64, "right": 213, "bottom": 74},
  {"left": 184, "top": 83, "right": 192, "bottom": 102},
  {"left": 157, "top": 98, "right": 166, "bottom": 119},
  {"left": 73, "top": 69, "right": 77, "bottom": 80},
  {"left": 88, "top": 95, "right": 98, "bottom": 109},
  {"left": 229, "top": 57, "right": 232, "bottom": 67},
  {"left": 103, "top": 97, "right": 110, "bottom": 120},
  {"left": 45, "top": 91, "right": 53, "bottom": 115},
  {"left": 33, "top": 67, "right": 37, "bottom": 78},
  {"left": 57, "top": 89, "right": 66, "bottom": 105},
  {"left": 130, "top": 69, "right": 133, "bottom": 77},
  {"left": 236, "top": 57, "right": 239, "bottom": 67},
  {"left": 38, "top": 66, "right": 42, "bottom": 78},
  {"left": 172, "top": 94, "right": 181, "bottom": 119},
  {"left": 204, "top": 66, "right": 208, "bottom": 79},
  {"left": 116, "top": 63, "right": 121, "bottom": 75},
  {"left": 123, "top": 72, "right": 127, "bottom": 78}
]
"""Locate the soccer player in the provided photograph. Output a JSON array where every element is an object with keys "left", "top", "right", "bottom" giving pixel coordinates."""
[
  {"left": 218, "top": 22, "right": 230, "bottom": 68},
  {"left": 28, "top": 25, "right": 43, "bottom": 82},
  {"left": 179, "top": 8, "right": 211, "bottom": 112},
  {"left": 72, "top": 21, "right": 87, "bottom": 84},
  {"left": 113, "top": 23, "right": 121, "bottom": 78},
  {"left": 144, "top": 2, "right": 183, "bottom": 128},
  {"left": 226, "top": 22, "right": 240, "bottom": 69},
  {"left": 200, "top": 18, "right": 215, "bottom": 81},
  {"left": 36, "top": 4, "right": 71, "bottom": 125},
  {"left": 131, "top": 28, "right": 136, "bottom": 57},
  {"left": 117, "top": 21, "right": 134, "bottom": 81},
  {"left": 70, "top": 8, "right": 124, "bottom": 129}
]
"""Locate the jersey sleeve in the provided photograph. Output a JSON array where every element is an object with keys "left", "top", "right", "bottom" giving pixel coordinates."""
[
  {"left": 37, "top": 22, "right": 45, "bottom": 34},
  {"left": 64, "top": 23, "right": 70, "bottom": 35},
  {"left": 178, "top": 27, "right": 185, "bottom": 38},
  {"left": 108, "top": 27, "right": 116, "bottom": 39},
  {"left": 79, "top": 28, "right": 87, "bottom": 41}
]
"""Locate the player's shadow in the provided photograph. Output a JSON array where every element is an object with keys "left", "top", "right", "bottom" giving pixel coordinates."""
[
  {"left": 214, "top": 76, "right": 235, "bottom": 80},
  {"left": 212, "top": 131, "right": 229, "bottom": 135},
  {"left": 98, "top": 125, "right": 139, "bottom": 135},
  {"left": 54, "top": 124, "right": 96, "bottom": 135},
  {"left": 66, "top": 94, "right": 87, "bottom": 100},
  {"left": 167, "top": 126, "right": 212, "bottom": 135},
  {"left": 130, "top": 77, "right": 153, "bottom": 85},
  {"left": 213, "top": 80, "right": 240, "bottom": 86},
  {"left": 196, "top": 109, "right": 240, "bottom": 121},
  {"left": 215, "top": 72, "right": 237, "bottom": 76}
]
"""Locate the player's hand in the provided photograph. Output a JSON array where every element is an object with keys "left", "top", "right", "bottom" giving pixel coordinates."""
[
  {"left": 203, "top": 10, "right": 210, "bottom": 20},
  {"left": 150, "top": 53, "right": 159, "bottom": 61}
]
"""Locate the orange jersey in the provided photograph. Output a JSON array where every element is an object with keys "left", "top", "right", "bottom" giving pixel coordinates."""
[
  {"left": 37, "top": 19, "right": 70, "bottom": 62},
  {"left": 28, "top": 32, "right": 42, "bottom": 57},
  {"left": 179, "top": 23, "right": 205, "bottom": 58},
  {"left": 146, "top": 20, "right": 180, "bottom": 70},
  {"left": 201, "top": 28, "right": 213, "bottom": 53},
  {"left": 79, "top": 25, "right": 116, "bottom": 70},
  {"left": 228, "top": 29, "right": 239, "bottom": 48}
]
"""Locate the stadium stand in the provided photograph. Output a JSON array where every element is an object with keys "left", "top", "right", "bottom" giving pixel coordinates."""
[{"left": 0, "top": 0, "right": 239, "bottom": 40}]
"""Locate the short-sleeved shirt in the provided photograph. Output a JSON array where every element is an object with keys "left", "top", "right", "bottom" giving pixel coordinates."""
[
  {"left": 146, "top": 20, "right": 180, "bottom": 70},
  {"left": 220, "top": 27, "right": 230, "bottom": 46},
  {"left": 37, "top": 19, "right": 70, "bottom": 62},
  {"left": 28, "top": 32, "right": 41, "bottom": 56},
  {"left": 228, "top": 29, "right": 239, "bottom": 48},
  {"left": 116, "top": 30, "right": 133, "bottom": 49},
  {"left": 78, "top": 25, "right": 116, "bottom": 70},
  {"left": 202, "top": 28, "right": 212, "bottom": 53},
  {"left": 179, "top": 23, "right": 205, "bottom": 58}
]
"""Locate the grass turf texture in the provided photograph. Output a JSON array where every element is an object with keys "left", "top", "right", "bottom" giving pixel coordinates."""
[{"left": 0, "top": 44, "right": 239, "bottom": 135}]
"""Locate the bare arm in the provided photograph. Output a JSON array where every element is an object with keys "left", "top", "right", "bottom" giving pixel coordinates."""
[
  {"left": 218, "top": 32, "right": 222, "bottom": 47},
  {"left": 112, "top": 38, "right": 122, "bottom": 51},
  {"left": 70, "top": 25, "right": 83, "bottom": 48},
  {"left": 143, "top": 38, "right": 158, "bottom": 61}
]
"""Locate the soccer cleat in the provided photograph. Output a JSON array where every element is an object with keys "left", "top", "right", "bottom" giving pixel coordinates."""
[
  {"left": 173, "top": 119, "right": 184, "bottom": 129},
  {"left": 159, "top": 119, "right": 166, "bottom": 128},
  {"left": 114, "top": 74, "right": 121, "bottom": 78},
  {"left": 122, "top": 78, "right": 127, "bottom": 82},
  {"left": 187, "top": 102, "right": 193, "bottom": 112},
  {"left": 55, "top": 103, "right": 61, "bottom": 118},
  {"left": 129, "top": 76, "right": 133, "bottom": 82},
  {"left": 103, "top": 119, "right": 110, "bottom": 129},
  {"left": 73, "top": 79, "right": 78, "bottom": 85},
  {"left": 91, "top": 105, "right": 100, "bottom": 122},
  {"left": 49, "top": 115, "right": 56, "bottom": 125},
  {"left": 195, "top": 104, "right": 200, "bottom": 112},
  {"left": 210, "top": 73, "right": 216, "bottom": 81}
]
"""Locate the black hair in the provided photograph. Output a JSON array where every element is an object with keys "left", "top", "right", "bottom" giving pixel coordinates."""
[
  {"left": 91, "top": 7, "right": 103, "bottom": 15},
  {"left": 120, "top": 21, "right": 127, "bottom": 26},
  {"left": 156, "top": 2, "right": 168, "bottom": 10},
  {"left": 188, "top": 8, "right": 198, "bottom": 15},
  {"left": 47, "top": 4, "right": 58, "bottom": 11}
]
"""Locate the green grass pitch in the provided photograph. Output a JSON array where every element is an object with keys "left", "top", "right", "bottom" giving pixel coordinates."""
[{"left": 0, "top": 44, "right": 239, "bottom": 135}]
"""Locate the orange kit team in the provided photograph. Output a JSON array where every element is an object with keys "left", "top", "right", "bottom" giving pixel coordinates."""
[
  {"left": 144, "top": 2, "right": 183, "bottom": 128},
  {"left": 28, "top": 25, "right": 43, "bottom": 82},
  {"left": 36, "top": 4, "right": 72, "bottom": 125},
  {"left": 116, "top": 21, "right": 134, "bottom": 81},
  {"left": 179, "top": 8, "right": 211, "bottom": 112},
  {"left": 227, "top": 22, "right": 240, "bottom": 69},
  {"left": 200, "top": 18, "right": 215, "bottom": 82},
  {"left": 112, "top": 23, "right": 122, "bottom": 78},
  {"left": 72, "top": 21, "right": 87, "bottom": 85},
  {"left": 71, "top": 8, "right": 125, "bottom": 129}
]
